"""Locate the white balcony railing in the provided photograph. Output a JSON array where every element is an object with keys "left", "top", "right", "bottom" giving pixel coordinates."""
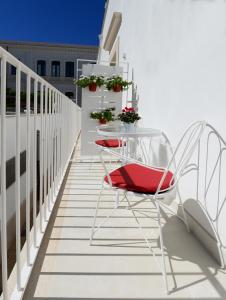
[{"left": 0, "top": 46, "right": 81, "bottom": 300}]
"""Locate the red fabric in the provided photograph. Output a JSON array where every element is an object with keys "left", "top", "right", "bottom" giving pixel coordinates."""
[
  {"left": 95, "top": 139, "right": 125, "bottom": 148},
  {"left": 104, "top": 163, "right": 174, "bottom": 194}
]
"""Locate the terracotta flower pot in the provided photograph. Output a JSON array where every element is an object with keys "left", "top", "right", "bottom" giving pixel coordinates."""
[
  {"left": 99, "top": 118, "right": 107, "bottom": 125},
  {"left": 113, "top": 84, "right": 122, "bottom": 92},
  {"left": 88, "top": 83, "right": 97, "bottom": 92}
]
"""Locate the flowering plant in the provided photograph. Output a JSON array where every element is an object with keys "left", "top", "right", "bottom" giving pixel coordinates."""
[
  {"left": 117, "top": 106, "right": 141, "bottom": 123},
  {"left": 90, "top": 107, "right": 115, "bottom": 124},
  {"left": 74, "top": 75, "right": 105, "bottom": 88},
  {"left": 105, "top": 76, "right": 132, "bottom": 92}
]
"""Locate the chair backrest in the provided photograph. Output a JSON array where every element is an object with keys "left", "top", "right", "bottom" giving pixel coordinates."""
[
  {"left": 156, "top": 121, "right": 206, "bottom": 194},
  {"left": 197, "top": 123, "right": 226, "bottom": 245}
]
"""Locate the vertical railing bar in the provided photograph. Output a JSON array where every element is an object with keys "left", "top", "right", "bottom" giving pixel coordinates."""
[
  {"left": 39, "top": 83, "right": 44, "bottom": 232},
  {"left": 43, "top": 87, "right": 48, "bottom": 220},
  {"left": 51, "top": 91, "right": 54, "bottom": 203},
  {"left": 53, "top": 92, "right": 57, "bottom": 197},
  {"left": 0, "top": 55, "right": 9, "bottom": 300},
  {"left": 26, "top": 74, "right": 31, "bottom": 266},
  {"left": 65, "top": 99, "right": 67, "bottom": 165},
  {"left": 64, "top": 97, "right": 66, "bottom": 170},
  {"left": 55, "top": 93, "right": 58, "bottom": 190},
  {"left": 33, "top": 79, "right": 38, "bottom": 247},
  {"left": 58, "top": 94, "right": 61, "bottom": 187},
  {"left": 15, "top": 64, "right": 22, "bottom": 291},
  {"left": 57, "top": 94, "right": 60, "bottom": 186},
  {"left": 48, "top": 89, "right": 51, "bottom": 211},
  {"left": 56, "top": 93, "right": 59, "bottom": 190},
  {"left": 60, "top": 96, "right": 63, "bottom": 179}
]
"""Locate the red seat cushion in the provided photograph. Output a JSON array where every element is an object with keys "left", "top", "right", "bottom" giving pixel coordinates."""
[
  {"left": 104, "top": 163, "right": 174, "bottom": 194},
  {"left": 95, "top": 139, "right": 125, "bottom": 148}
]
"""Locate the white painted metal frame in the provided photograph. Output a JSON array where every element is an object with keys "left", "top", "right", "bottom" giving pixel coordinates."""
[
  {"left": 0, "top": 46, "right": 81, "bottom": 300},
  {"left": 90, "top": 121, "right": 206, "bottom": 295},
  {"left": 196, "top": 123, "right": 226, "bottom": 268}
]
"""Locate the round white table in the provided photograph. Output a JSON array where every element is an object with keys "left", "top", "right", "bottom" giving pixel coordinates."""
[
  {"left": 96, "top": 125, "right": 162, "bottom": 138},
  {"left": 96, "top": 125, "right": 162, "bottom": 163}
]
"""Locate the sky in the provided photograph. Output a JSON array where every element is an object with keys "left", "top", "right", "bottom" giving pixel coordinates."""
[{"left": 0, "top": 0, "right": 105, "bottom": 45}]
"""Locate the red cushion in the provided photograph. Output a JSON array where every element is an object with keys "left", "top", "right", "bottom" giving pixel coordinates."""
[
  {"left": 95, "top": 139, "right": 125, "bottom": 148},
  {"left": 104, "top": 163, "right": 174, "bottom": 194}
]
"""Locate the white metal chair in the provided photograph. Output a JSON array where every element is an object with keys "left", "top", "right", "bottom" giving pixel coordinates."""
[{"left": 90, "top": 120, "right": 206, "bottom": 294}]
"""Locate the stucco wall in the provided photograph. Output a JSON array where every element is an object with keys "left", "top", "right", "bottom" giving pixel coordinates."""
[{"left": 99, "top": 0, "right": 226, "bottom": 265}]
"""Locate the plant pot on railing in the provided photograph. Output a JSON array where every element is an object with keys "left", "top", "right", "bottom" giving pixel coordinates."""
[
  {"left": 99, "top": 118, "right": 107, "bottom": 125},
  {"left": 74, "top": 75, "right": 105, "bottom": 93},
  {"left": 90, "top": 107, "right": 115, "bottom": 125},
  {"left": 88, "top": 83, "right": 97, "bottom": 92},
  {"left": 112, "top": 84, "right": 122, "bottom": 92},
  {"left": 105, "top": 76, "right": 132, "bottom": 93}
]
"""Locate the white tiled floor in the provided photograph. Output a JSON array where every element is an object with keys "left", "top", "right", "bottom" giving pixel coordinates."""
[{"left": 23, "top": 145, "right": 226, "bottom": 300}]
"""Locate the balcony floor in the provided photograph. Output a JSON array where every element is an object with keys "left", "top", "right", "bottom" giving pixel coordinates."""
[{"left": 23, "top": 144, "right": 226, "bottom": 300}]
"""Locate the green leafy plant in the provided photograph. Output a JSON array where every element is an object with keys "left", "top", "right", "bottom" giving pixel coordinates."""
[
  {"left": 118, "top": 107, "right": 141, "bottom": 123},
  {"left": 105, "top": 76, "right": 132, "bottom": 92},
  {"left": 90, "top": 107, "right": 115, "bottom": 124},
  {"left": 74, "top": 75, "right": 105, "bottom": 88}
]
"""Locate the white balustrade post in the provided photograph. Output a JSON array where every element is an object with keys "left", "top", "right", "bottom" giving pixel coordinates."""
[
  {"left": 54, "top": 92, "right": 57, "bottom": 196},
  {"left": 43, "top": 86, "right": 48, "bottom": 221},
  {"left": 60, "top": 96, "right": 63, "bottom": 180},
  {"left": 55, "top": 93, "right": 59, "bottom": 190},
  {"left": 33, "top": 79, "right": 38, "bottom": 247},
  {"left": 47, "top": 89, "right": 51, "bottom": 211},
  {"left": 50, "top": 91, "right": 54, "bottom": 203},
  {"left": 0, "top": 55, "right": 9, "bottom": 300},
  {"left": 15, "top": 64, "right": 22, "bottom": 290},
  {"left": 39, "top": 83, "right": 44, "bottom": 232},
  {"left": 26, "top": 74, "right": 31, "bottom": 266}
]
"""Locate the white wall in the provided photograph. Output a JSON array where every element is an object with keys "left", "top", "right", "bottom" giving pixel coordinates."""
[{"left": 99, "top": 0, "right": 226, "bottom": 264}]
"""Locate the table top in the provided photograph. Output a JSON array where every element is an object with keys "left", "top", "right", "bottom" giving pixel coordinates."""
[{"left": 96, "top": 125, "right": 162, "bottom": 138}]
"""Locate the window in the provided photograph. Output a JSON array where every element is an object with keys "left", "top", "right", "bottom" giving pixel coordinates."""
[
  {"left": 65, "top": 92, "right": 74, "bottom": 99},
  {"left": 37, "top": 60, "right": 46, "bottom": 76},
  {"left": 51, "top": 61, "right": 60, "bottom": 77},
  {"left": 11, "top": 65, "right": 16, "bottom": 75},
  {"left": 65, "top": 62, "right": 74, "bottom": 77}
]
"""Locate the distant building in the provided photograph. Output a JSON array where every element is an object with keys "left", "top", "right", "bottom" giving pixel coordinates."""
[{"left": 0, "top": 40, "right": 98, "bottom": 106}]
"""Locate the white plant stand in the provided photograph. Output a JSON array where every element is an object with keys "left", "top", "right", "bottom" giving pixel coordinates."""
[{"left": 80, "top": 64, "right": 123, "bottom": 160}]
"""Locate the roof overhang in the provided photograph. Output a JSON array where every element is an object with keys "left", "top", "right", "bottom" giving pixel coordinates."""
[{"left": 103, "top": 12, "right": 122, "bottom": 51}]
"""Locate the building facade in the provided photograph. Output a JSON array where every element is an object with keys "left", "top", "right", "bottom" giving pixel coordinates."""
[{"left": 0, "top": 40, "right": 98, "bottom": 106}]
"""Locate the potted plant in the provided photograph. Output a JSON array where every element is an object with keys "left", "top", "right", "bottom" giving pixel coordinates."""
[
  {"left": 105, "top": 76, "right": 132, "bottom": 92},
  {"left": 117, "top": 106, "right": 141, "bottom": 130},
  {"left": 90, "top": 107, "right": 115, "bottom": 124},
  {"left": 74, "top": 74, "right": 105, "bottom": 92}
]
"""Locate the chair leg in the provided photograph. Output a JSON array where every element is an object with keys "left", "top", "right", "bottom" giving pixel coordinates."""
[
  {"left": 90, "top": 187, "right": 123, "bottom": 244},
  {"left": 90, "top": 184, "right": 104, "bottom": 245},
  {"left": 115, "top": 190, "right": 120, "bottom": 208},
  {"left": 176, "top": 186, "right": 190, "bottom": 232},
  {"left": 125, "top": 195, "right": 157, "bottom": 258},
  {"left": 156, "top": 201, "right": 169, "bottom": 295}
]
